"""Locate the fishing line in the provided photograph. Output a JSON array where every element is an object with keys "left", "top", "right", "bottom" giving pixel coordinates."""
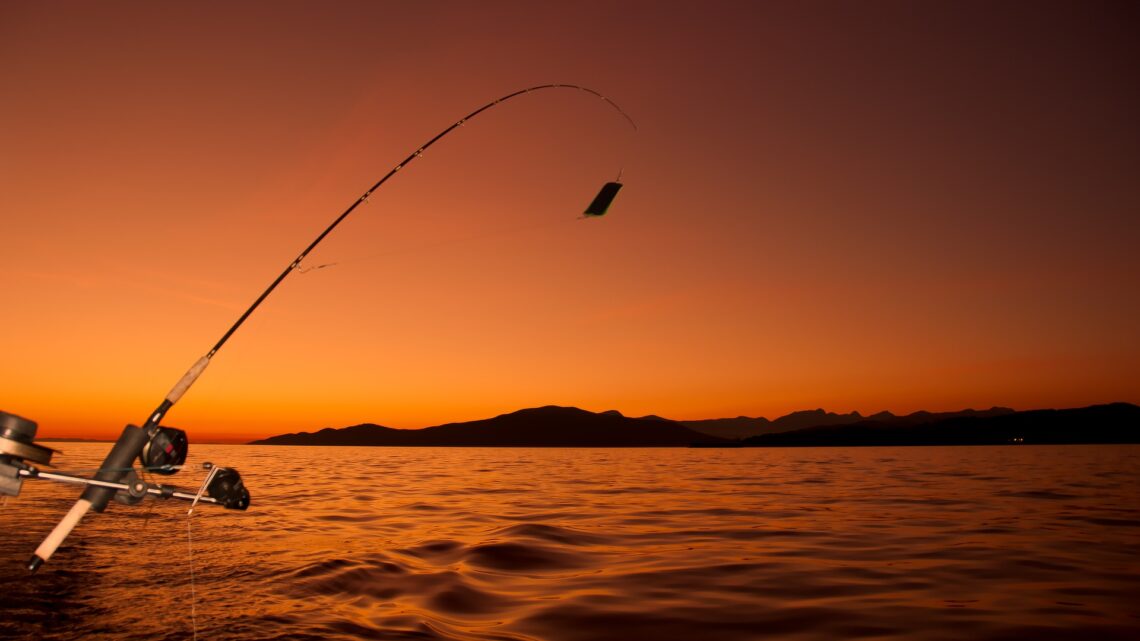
[
  {"left": 296, "top": 262, "right": 338, "bottom": 274},
  {"left": 187, "top": 514, "right": 199, "bottom": 641},
  {"left": 44, "top": 464, "right": 191, "bottom": 475},
  {"left": 296, "top": 215, "right": 585, "bottom": 275},
  {"left": 182, "top": 463, "right": 220, "bottom": 641},
  {"left": 185, "top": 462, "right": 224, "bottom": 641}
]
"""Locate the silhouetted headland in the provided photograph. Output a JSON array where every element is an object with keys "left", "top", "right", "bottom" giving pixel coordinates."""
[
  {"left": 248, "top": 403, "right": 1138, "bottom": 447},
  {"left": 249, "top": 406, "right": 727, "bottom": 447}
]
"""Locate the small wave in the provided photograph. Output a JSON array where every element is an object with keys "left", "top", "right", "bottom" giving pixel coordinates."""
[
  {"left": 291, "top": 557, "right": 358, "bottom": 579},
  {"left": 428, "top": 582, "right": 514, "bottom": 615},
  {"left": 464, "top": 542, "right": 590, "bottom": 572},
  {"left": 999, "top": 490, "right": 1079, "bottom": 500},
  {"left": 403, "top": 502, "right": 447, "bottom": 511},
  {"left": 1079, "top": 517, "right": 1140, "bottom": 527},
  {"left": 634, "top": 507, "right": 762, "bottom": 518},
  {"left": 583, "top": 486, "right": 672, "bottom": 494},
  {"left": 314, "top": 512, "right": 383, "bottom": 523},
  {"left": 515, "top": 601, "right": 875, "bottom": 641},
  {"left": 490, "top": 523, "right": 614, "bottom": 546},
  {"left": 396, "top": 539, "right": 467, "bottom": 563}
]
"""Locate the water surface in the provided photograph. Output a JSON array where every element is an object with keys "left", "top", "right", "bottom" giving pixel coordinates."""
[{"left": 2, "top": 444, "right": 1138, "bottom": 640}]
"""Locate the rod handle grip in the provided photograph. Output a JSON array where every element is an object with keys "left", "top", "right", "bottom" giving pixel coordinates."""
[
  {"left": 165, "top": 356, "right": 210, "bottom": 404},
  {"left": 28, "top": 498, "right": 92, "bottom": 572}
]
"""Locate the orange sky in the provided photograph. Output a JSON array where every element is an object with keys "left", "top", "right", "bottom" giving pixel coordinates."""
[{"left": 2, "top": 2, "right": 1137, "bottom": 442}]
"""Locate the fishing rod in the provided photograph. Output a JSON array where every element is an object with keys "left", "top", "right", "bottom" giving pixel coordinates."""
[{"left": 20, "top": 84, "right": 637, "bottom": 572}]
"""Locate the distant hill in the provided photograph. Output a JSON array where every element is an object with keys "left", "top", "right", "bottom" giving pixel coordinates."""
[
  {"left": 672, "top": 416, "right": 775, "bottom": 440},
  {"left": 741, "top": 403, "right": 1139, "bottom": 446},
  {"left": 677, "top": 407, "right": 1015, "bottom": 439},
  {"left": 250, "top": 406, "right": 727, "bottom": 447},
  {"left": 679, "top": 409, "right": 869, "bottom": 439}
]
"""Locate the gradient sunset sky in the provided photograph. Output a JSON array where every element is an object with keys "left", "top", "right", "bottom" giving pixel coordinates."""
[{"left": 3, "top": 1, "right": 1137, "bottom": 442}]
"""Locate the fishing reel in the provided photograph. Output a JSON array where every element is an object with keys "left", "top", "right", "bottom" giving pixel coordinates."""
[
  {"left": 2, "top": 409, "right": 247, "bottom": 518},
  {"left": 107, "top": 425, "right": 190, "bottom": 506},
  {"left": 15, "top": 405, "right": 253, "bottom": 572},
  {"left": 0, "top": 410, "right": 55, "bottom": 498},
  {"left": 198, "top": 463, "right": 251, "bottom": 511},
  {"left": 141, "top": 425, "right": 188, "bottom": 475}
]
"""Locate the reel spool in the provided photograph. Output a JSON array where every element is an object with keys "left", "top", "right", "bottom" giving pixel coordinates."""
[
  {"left": 1, "top": 411, "right": 54, "bottom": 465},
  {"left": 203, "top": 465, "right": 250, "bottom": 510},
  {"left": 0, "top": 411, "right": 55, "bottom": 497},
  {"left": 140, "top": 426, "right": 188, "bottom": 475}
]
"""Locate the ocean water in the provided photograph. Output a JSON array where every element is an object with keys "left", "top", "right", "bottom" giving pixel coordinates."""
[{"left": 1, "top": 444, "right": 1138, "bottom": 641}]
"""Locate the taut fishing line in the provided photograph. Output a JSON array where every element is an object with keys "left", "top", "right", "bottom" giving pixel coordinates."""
[
  {"left": 187, "top": 515, "right": 198, "bottom": 641},
  {"left": 296, "top": 215, "right": 583, "bottom": 276}
]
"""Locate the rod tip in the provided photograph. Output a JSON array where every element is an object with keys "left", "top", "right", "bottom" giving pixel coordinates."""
[{"left": 26, "top": 554, "right": 44, "bottom": 573}]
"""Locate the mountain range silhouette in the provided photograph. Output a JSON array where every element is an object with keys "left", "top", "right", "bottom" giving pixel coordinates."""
[{"left": 248, "top": 403, "right": 1139, "bottom": 447}]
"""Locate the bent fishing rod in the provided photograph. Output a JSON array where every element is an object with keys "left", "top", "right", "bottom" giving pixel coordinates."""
[{"left": 19, "top": 84, "right": 637, "bottom": 572}]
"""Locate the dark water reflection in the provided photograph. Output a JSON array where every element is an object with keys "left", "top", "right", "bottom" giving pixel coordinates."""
[{"left": 2, "top": 445, "right": 1138, "bottom": 640}]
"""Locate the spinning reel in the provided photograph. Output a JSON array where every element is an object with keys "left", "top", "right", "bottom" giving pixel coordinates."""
[
  {"left": 2, "top": 409, "right": 249, "bottom": 569},
  {"left": 0, "top": 411, "right": 55, "bottom": 497}
]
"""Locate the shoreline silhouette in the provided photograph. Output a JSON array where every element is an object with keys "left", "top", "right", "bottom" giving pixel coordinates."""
[{"left": 248, "top": 402, "right": 1139, "bottom": 447}]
